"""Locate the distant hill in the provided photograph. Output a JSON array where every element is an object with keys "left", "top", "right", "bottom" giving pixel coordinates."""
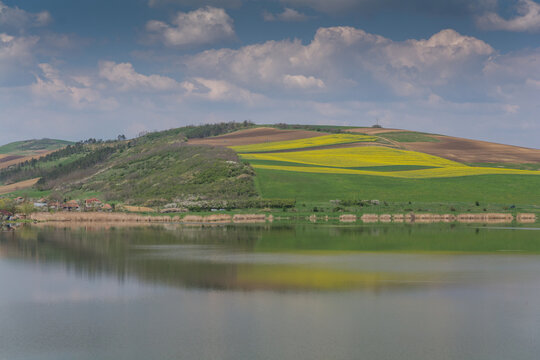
[
  {"left": 0, "top": 122, "right": 260, "bottom": 205},
  {"left": 0, "top": 123, "right": 539, "bottom": 209},
  {"left": 0, "top": 139, "right": 74, "bottom": 156}
]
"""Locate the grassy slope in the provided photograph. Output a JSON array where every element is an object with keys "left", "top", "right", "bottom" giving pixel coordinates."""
[
  {"left": 253, "top": 168, "right": 540, "bottom": 205},
  {"left": 376, "top": 131, "right": 439, "bottom": 143},
  {"left": 0, "top": 139, "right": 74, "bottom": 155},
  {"left": 0, "top": 123, "right": 258, "bottom": 204},
  {"left": 1, "top": 124, "right": 538, "bottom": 210},
  {"left": 79, "top": 143, "right": 257, "bottom": 204}
]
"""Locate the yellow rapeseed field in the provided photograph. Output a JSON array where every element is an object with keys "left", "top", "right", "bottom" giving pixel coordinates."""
[
  {"left": 248, "top": 164, "right": 540, "bottom": 178},
  {"left": 241, "top": 146, "right": 462, "bottom": 167},
  {"left": 238, "top": 146, "right": 540, "bottom": 179},
  {"left": 230, "top": 134, "right": 377, "bottom": 153}
]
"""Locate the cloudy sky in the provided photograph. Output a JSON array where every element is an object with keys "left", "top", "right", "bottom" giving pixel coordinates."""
[{"left": 1, "top": 0, "right": 539, "bottom": 147}]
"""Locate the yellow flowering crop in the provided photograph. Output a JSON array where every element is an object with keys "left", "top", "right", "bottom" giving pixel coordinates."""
[
  {"left": 249, "top": 164, "right": 540, "bottom": 179},
  {"left": 230, "top": 134, "right": 377, "bottom": 153},
  {"left": 241, "top": 146, "right": 462, "bottom": 167},
  {"left": 238, "top": 146, "right": 540, "bottom": 179}
]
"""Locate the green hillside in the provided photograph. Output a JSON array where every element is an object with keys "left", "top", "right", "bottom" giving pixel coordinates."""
[
  {"left": 1, "top": 123, "right": 539, "bottom": 214},
  {"left": 0, "top": 138, "right": 74, "bottom": 155},
  {"left": 0, "top": 122, "right": 260, "bottom": 206}
]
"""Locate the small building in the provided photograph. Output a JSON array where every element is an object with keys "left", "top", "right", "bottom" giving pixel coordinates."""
[
  {"left": 85, "top": 198, "right": 102, "bottom": 208},
  {"left": 48, "top": 201, "right": 61, "bottom": 210},
  {"left": 33, "top": 202, "right": 48, "bottom": 209},
  {"left": 102, "top": 203, "right": 113, "bottom": 212},
  {"left": 63, "top": 200, "right": 80, "bottom": 211},
  {"left": 14, "top": 197, "right": 24, "bottom": 204}
]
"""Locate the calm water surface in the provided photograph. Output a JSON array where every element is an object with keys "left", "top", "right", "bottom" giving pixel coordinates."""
[{"left": 1, "top": 223, "right": 540, "bottom": 360}]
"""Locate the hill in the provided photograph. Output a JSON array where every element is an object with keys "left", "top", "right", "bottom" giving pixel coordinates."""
[
  {"left": 1, "top": 123, "right": 539, "bottom": 212},
  {"left": 0, "top": 122, "right": 263, "bottom": 207},
  {"left": 0, "top": 139, "right": 75, "bottom": 174},
  {"left": 0, "top": 138, "right": 74, "bottom": 156}
]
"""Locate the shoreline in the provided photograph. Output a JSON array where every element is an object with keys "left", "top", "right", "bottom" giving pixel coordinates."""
[{"left": 21, "top": 211, "right": 537, "bottom": 225}]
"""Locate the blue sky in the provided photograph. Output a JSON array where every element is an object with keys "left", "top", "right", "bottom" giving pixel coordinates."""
[{"left": 1, "top": 0, "right": 539, "bottom": 147}]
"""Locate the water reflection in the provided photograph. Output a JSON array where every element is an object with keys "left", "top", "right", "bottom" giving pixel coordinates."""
[{"left": 1, "top": 224, "right": 540, "bottom": 293}]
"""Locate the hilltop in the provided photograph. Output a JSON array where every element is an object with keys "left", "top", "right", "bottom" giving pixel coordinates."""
[
  {"left": 0, "top": 123, "right": 539, "bottom": 214},
  {"left": 0, "top": 139, "right": 74, "bottom": 156}
]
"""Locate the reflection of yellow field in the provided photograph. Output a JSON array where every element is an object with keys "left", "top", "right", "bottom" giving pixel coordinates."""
[
  {"left": 242, "top": 146, "right": 461, "bottom": 167},
  {"left": 0, "top": 178, "right": 40, "bottom": 195},
  {"left": 240, "top": 147, "right": 540, "bottom": 179},
  {"left": 236, "top": 265, "right": 436, "bottom": 291},
  {"left": 231, "top": 134, "right": 377, "bottom": 153}
]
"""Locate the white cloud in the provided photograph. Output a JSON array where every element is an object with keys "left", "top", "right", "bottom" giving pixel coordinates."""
[
  {"left": 477, "top": 0, "right": 540, "bottom": 32},
  {"left": 184, "top": 27, "right": 493, "bottom": 98},
  {"left": 31, "top": 63, "right": 117, "bottom": 109},
  {"left": 0, "top": 1, "right": 51, "bottom": 29},
  {"left": 99, "top": 61, "right": 181, "bottom": 91},
  {"left": 0, "top": 32, "right": 39, "bottom": 83},
  {"left": 263, "top": 8, "right": 310, "bottom": 22},
  {"left": 0, "top": 32, "right": 38, "bottom": 61},
  {"left": 146, "top": 7, "right": 235, "bottom": 47},
  {"left": 283, "top": 74, "right": 324, "bottom": 89},
  {"left": 181, "top": 77, "right": 264, "bottom": 104}
]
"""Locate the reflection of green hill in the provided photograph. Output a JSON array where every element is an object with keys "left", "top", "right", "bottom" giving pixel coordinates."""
[
  {"left": 1, "top": 225, "right": 540, "bottom": 292},
  {"left": 254, "top": 224, "right": 540, "bottom": 253}
]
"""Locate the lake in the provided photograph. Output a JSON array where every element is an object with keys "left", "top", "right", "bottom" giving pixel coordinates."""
[{"left": 1, "top": 223, "right": 540, "bottom": 360}]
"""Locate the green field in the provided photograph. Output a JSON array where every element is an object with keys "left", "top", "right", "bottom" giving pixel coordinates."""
[
  {"left": 376, "top": 131, "right": 440, "bottom": 143},
  {"left": 0, "top": 139, "right": 73, "bottom": 155},
  {"left": 253, "top": 168, "right": 540, "bottom": 205}
]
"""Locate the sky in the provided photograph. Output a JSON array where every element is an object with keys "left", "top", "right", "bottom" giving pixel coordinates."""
[{"left": 0, "top": 0, "right": 539, "bottom": 148}]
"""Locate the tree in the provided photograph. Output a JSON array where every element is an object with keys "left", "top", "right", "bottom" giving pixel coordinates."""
[
  {"left": 17, "top": 202, "right": 35, "bottom": 216},
  {"left": 0, "top": 198, "right": 16, "bottom": 213},
  {"left": 117, "top": 134, "right": 126, "bottom": 141}
]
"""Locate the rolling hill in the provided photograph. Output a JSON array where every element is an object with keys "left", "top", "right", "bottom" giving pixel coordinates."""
[
  {"left": 0, "top": 138, "right": 74, "bottom": 156},
  {"left": 1, "top": 123, "right": 539, "bottom": 211},
  {"left": 0, "top": 139, "right": 75, "bottom": 175}
]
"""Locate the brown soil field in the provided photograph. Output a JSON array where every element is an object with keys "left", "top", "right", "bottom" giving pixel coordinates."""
[
  {"left": 402, "top": 136, "right": 540, "bottom": 163},
  {"left": 346, "top": 128, "right": 410, "bottom": 135},
  {"left": 0, "top": 178, "right": 40, "bottom": 195},
  {"left": 248, "top": 141, "right": 390, "bottom": 154},
  {"left": 0, "top": 150, "right": 56, "bottom": 170},
  {"left": 188, "top": 127, "right": 326, "bottom": 146},
  {"left": 0, "top": 155, "right": 23, "bottom": 164}
]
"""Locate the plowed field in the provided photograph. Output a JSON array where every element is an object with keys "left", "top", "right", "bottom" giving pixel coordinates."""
[{"left": 188, "top": 127, "right": 326, "bottom": 146}]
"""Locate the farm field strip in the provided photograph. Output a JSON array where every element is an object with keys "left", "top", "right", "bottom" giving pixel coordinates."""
[
  {"left": 249, "top": 164, "right": 540, "bottom": 179},
  {"left": 240, "top": 146, "right": 463, "bottom": 168},
  {"left": 231, "top": 134, "right": 377, "bottom": 153},
  {"left": 238, "top": 146, "right": 540, "bottom": 179},
  {"left": 0, "top": 178, "right": 40, "bottom": 195}
]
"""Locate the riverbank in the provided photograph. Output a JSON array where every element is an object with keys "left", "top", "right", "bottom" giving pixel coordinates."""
[{"left": 24, "top": 211, "right": 537, "bottom": 225}]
